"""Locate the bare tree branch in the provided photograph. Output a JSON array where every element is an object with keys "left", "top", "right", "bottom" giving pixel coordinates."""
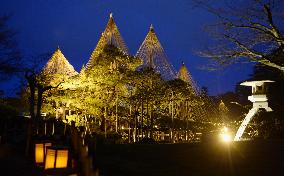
[{"left": 193, "top": 0, "right": 284, "bottom": 72}]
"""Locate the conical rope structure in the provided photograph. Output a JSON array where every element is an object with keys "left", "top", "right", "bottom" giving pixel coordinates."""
[
  {"left": 42, "top": 47, "right": 78, "bottom": 77},
  {"left": 177, "top": 62, "right": 218, "bottom": 121},
  {"left": 177, "top": 62, "right": 200, "bottom": 94},
  {"left": 136, "top": 25, "right": 176, "bottom": 80},
  {"left": 86, "top": 13, "right": 129, "bottom": 69}
]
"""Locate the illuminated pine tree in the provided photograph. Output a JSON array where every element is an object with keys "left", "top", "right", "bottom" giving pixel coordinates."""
[
  {"left": 86, "top": 13, "right": 129, "bottom": 69},
  {"left": 39, "top": 47, "right": 78, "bottom": 120},
  {"left": 42, "top": 47, "right": 78, "bottom": 77},
  {"left": 136, "top": 25, "right": 176, "bottom": 80},
  {"left": 219, "top": 100, "right": 229, "bottom": 122},
  {"left": 177, "top": 62, "right": 199, "bottom": 94}
]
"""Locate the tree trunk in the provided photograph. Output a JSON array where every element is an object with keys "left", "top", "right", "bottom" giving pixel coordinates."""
[
  {"left": 36, "top": 87, "right": 43, "bottom": 134},
  {"left": 146, "top": 98, "right": 149, "bottom": 137},
  {"left": 104, "top": 107, "right": 107, "bottom": 138},
  {"left": 29, "top": 85, "right": 36, "bottom": 120},
  {"left": 141, "top": 98, "right": 144, "bottom": 139},
  {"left": 25, "top": 78, "right": 36, "bottom": 156},
  {"left": 150, "top": 103, "right": 153, "bottom": 139},
  {"left": 171, "top": 92, "right": 174, "bottom": 143},
  {"left": 134, "top": 107, "right": 138, "bottom": 143},
  {"left": 129, "top": 103, "right": 132, "bottom": 143}
]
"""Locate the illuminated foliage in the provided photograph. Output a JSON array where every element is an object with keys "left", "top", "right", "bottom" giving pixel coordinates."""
[
  {"left": 36, "top": 14, "right": 208, "bottom": 142},
  {"left": 218, "top": 100, "right": 229, "bottom": 122},
  {"left": 44, "top": 45, "right": 141, "bottom": 130}
]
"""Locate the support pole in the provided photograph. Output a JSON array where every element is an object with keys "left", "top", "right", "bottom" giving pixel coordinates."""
[{"left": 234, "top": 108, "right": 259, "bottom": 141}]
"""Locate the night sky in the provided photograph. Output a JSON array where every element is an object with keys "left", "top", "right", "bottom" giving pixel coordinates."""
[{"left": 0, "top": 0, "right": 254, "bottom": 96}]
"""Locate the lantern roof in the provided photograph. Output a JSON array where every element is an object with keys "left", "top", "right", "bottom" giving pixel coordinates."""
[{"left": 240, "top": 80, "right": 274, "bottom": 87}]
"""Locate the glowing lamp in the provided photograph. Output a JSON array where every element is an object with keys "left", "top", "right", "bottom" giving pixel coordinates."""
[
  {"left": 220, "top": 133, "right": 232, "bottom": 142},
  {"left": 223, "top": 127, "right": 228, "bottom": 133},
  {"left": 45, "top": 146, "right": 69, "bottom": 169},
  {"left": 35, "top": 142, "right": 52, "bottom": 165},
  {"left": 219, "top": 127, "right": 232, "bottom": 143}
]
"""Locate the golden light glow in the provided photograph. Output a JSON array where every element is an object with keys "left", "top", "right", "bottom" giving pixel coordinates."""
[
  {"left": 35, "top": 144, "right": 44, "bottom": 164},
  {"left": 44, "top": 147, "right": 69, "bottom": 169},
  {"left": 55, "top": 150, "right": 69, "bottom": 168},
  {"left": 219, "top": 127, "right": 232, "bottom": 142},
  {"left": 223, "top": 127, "right": 228, "bottom": 133},
  {"left": 35, "top": 142, "right": 52, "bottom": 164},
  {"left": 220, "top": 133, "right": 232, "bottom": 142},
  {"left": 45, "top": 148, "right": 56, "bottom": 169}
]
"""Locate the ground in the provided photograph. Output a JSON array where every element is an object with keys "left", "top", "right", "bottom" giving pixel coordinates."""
[
  {"left": 1, "top": 140, "right": 284, "bottom": 176},
  {"left": 0, "top": 144, "right": 41, "bottom": 176},
  {"left": 96, "top": 140, "right": 284, "bottom": 176}
]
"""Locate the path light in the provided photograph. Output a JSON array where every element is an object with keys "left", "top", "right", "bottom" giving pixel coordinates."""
[
  {"left": 220, "top": 133, "right": 232, "bottom": 142},
  {"left": 219, "top": 127, "right": 232, "bottom": 143},
  {"left": 45, "top": 146, "right": 69, "bottom": 169},
  {"left": 35, "top": 142, "right": 52, "bottom": 165}
]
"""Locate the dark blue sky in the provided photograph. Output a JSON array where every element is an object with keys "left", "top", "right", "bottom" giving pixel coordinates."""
[{"left": 1, "top": 0, "right": 253, "bottom": 96}]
